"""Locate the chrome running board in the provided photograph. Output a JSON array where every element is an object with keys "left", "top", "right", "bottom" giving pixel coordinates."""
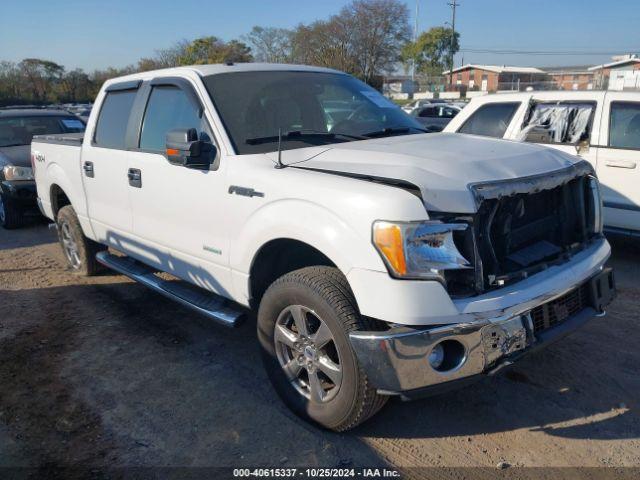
[{"left": 96, "top": 251, "right": 244, "bottom": 327}]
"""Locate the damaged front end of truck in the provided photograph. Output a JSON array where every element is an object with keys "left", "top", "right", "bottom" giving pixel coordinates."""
[
  {"left": 434, "top": 161, "right": 604, "bottom": 297},
  {"left": 349, "top": 160, "right": 616, "bottom": 398}
]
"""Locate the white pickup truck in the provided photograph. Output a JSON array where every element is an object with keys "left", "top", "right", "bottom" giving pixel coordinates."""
[
  {"left": 32, "top": 64, "right": 615, "bottom": 431},
  {"left": 444, "top": 91, "right": 640, "bottom": 236}
]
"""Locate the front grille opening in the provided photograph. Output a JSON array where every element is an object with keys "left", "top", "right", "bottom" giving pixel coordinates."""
[
  {"left": 475, "top": 175, "right": 595, "bottom": 292},
  {"left": 430, "top": 173, "right": 598, "bottom": 297},
  {"left": 531, "top": 283, "right": 590, "bottom": 334}
]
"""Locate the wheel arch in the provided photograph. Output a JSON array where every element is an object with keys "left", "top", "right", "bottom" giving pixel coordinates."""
[
  {"left": 49, "top": 183, "right": 71, "bottom": 219},
  {"left": 249, "top": 238, "right": 338, "bottom": 307}
]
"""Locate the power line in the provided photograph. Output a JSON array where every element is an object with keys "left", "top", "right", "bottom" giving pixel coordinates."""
[{"left": 459, "top": 48, "right": 639, "bottom": 56}]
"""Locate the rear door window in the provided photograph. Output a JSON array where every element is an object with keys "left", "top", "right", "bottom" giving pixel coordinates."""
[
  {"left": 139, "top": 86, "right": 207, "bottom": 152},
  {"left": 609, "top": 102, "right": 640, "bottom": 150},
  {"left": 94, "top": 89, "right": 137, "bottom": 149},
  {"left": 519, "top": 102, "right": 595, "bottom": 145},
  {"left": 459, "top": 102, "right": 520, "bottom": 138}
]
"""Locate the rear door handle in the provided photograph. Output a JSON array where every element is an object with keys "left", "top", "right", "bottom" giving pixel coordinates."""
[
  {"left": 128, "top": 168, "right": 142, "bottom": 188},
  {"left": 605, "top": 159, "right": 636, "bottom": 169},
  {"left": 83, "top": 161, "right": 94, "bottom": 178}
]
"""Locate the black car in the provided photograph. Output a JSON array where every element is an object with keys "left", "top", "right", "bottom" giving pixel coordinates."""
[
  {"left": 411, "top": 104, "right": 461, "bottom": 132},
  {"left": 0, "top": 109, "right": 85, "bottom": 228}
]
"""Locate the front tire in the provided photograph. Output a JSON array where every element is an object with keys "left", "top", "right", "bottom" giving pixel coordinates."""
[
  {"left": 56, "top": 205, "right": 104, "bottom": 276},
  {"left": 257, "top": 266, "right": 387, "bottom": 431},
  {"left": 0, "top": 193, "right": 23, "bottom": 229}
]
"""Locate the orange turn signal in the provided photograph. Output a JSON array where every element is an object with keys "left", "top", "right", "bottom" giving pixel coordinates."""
[
  {"left": 166, "top": 148, "right": 179, "bottom": 156},
  {"left": 373, "top": 222, "right": 407, "bottom": 276}
]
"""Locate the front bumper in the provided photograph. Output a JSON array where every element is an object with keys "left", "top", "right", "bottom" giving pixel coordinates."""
[
  {"left": 349, "top": 267, "right": 616, "bottom": 398},
  {"left": 0, "top": 179, "right": 37, "bottom": 208}
]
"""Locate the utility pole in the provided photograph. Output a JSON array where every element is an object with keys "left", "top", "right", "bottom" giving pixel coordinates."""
[
  {"left": 447, "top": 1, "right": 460, "bottom": 89},
  {"left": 412, "top": 0, "right": 419, "bottom": 83}
]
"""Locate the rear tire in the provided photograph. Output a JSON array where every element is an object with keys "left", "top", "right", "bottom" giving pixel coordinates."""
[
  {"left": 0, "top": 193, "right": 23, "bottom": 229},
  {"left": 56, "top": 205, "right": 105, "bottom": 276},
  {"left": 257, "top": 266, "right": 387, "bottom": 431}
]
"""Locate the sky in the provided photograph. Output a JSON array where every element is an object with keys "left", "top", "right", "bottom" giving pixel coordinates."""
[{"left": 0, "top": 0, "right": 638, "bottom": 72}]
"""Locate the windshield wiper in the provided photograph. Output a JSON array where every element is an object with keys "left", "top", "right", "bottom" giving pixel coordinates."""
[
  {"left": 246, "top": 129, "right": 366, "bottom": 145},
  {"left": 0, "top": 143, "right": 28, "bottom": 148},
  {"left": 362, "top": 126, "right": 428, "bottom": 138}
]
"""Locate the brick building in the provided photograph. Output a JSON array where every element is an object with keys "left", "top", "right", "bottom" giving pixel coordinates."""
[
  {"left": 542, "top": 66, "right": 594, "bottom": 90},
  {"left": 442, "top": 65, "right": 547, "bottom": 92}
]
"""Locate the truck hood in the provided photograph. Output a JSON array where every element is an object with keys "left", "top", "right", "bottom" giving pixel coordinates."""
[
  {"left": 278, "top": 133, "right": 583, "bottom": 213},
  {"left": 0, "top": 145, "right": 31, "bottom": 168}
]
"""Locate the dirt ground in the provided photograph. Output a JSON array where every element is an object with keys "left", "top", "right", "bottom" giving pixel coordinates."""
[{"left": 0, "top": 222, "right": 638, "bottom": 478}]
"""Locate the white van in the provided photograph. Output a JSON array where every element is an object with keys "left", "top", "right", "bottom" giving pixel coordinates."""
[{"left": 444, "top": 91, "right": 640, "bottom": 236}]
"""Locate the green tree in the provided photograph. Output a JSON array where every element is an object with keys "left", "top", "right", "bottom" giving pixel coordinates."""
[
  {"left": 401, "top": 27, "right": 460, "bottom": 76},
  {"left": 60, "top": 69, "right": 91, "bottom": 102},
  {"left": 177, "top": 36, "right": 253, "bottom": 65},
  {"left": 18, "top": 58, "right": 64, "bottom": 102}
]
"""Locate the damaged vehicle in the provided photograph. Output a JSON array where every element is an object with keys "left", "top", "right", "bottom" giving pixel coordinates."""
[
  {"left": 444, "top": 91, "right": 640, "bottom": 236},
  {"left": 32, "top": 64, "right": 615, "bottom": 431}
]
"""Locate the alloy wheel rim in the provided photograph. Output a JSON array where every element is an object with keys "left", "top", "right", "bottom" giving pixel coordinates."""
[
  {"left": 274, "top": 305, "right": 343, "bottom": 403},
  {"left": 60, "top": 221, "right": 81, "bottom": 269}
]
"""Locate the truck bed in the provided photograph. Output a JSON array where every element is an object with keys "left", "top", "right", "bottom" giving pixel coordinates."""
[
  {"left": 32, "top": 132, "right": 86, "bottom": 222},
  {"left": 32, "top": 132, "right": 84, "bottom": 146}
]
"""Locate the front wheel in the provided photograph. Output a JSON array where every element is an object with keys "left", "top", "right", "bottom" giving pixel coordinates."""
[
  {"left": 257, "top": 266, "right": 387, "bottom": 431},
  {"left": 56, "top": 205, "right": 105, "bottom": 276}
]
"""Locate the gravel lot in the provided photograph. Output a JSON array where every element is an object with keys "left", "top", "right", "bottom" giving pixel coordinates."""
[{"left": 0, "top": 222, "right": 638, "bottom": 478}]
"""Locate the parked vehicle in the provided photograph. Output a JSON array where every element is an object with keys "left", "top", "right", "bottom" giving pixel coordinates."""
[
  {"left": 401, "top": 98, "right": 446, "bottom": 114},
  {"left": 411, "top": 103, "right": 461, "bottom": 132},
  {"left": 33, "top": 64, "right": 615, "bottom": 431},
  {"left": 444, "top": 91, "right": 640, "bottom": 236},
  {"left": 0, "top": 109, "right": 85, "bottom": 228}
]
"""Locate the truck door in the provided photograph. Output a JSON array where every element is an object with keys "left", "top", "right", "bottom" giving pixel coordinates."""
[
  {"left": 126, "top": 77, "right": 232, "bottom": 295},
  {"left": 595, "top": 95, "right": 640, "bottom": 233},
  {"left": 82, "top": 81, "right": 139, "bottom": 243}
]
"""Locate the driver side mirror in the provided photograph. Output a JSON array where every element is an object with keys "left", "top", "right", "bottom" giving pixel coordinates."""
[{"left": 165, "top": 128, "right": 216, "bottom": 170}]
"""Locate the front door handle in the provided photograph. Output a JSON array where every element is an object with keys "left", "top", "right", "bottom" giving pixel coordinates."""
[
  {"left": 83, "top": 161, "right": 94, "bottom": 178},
  {"left": 128, "top": 168, "right": 142, "bottom": 188},
  {"left": 605, "top": 159, "right": 636, "bottom": 169}
]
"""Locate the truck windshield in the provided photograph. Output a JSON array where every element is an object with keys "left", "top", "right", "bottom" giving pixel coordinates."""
[
  {"left": 0, "top": 115, "right": 85, "bottom": 147},
  {"left": 202, "top": 71, "right": 425, "bottom": 154}
]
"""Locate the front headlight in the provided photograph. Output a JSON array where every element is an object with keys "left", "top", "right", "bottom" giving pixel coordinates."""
[
  {"left": 3, "top": 165, "right": 34, "bottom": 181},
  {"left": 372, "top": 220, "right": 472, "bottom": 279}
]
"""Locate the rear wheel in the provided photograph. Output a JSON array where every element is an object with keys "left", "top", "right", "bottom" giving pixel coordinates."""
[
  {"left": 257, "top": 266, "right": 387, "bottom": 431},
  {"left": 0, "top": 193, "right": 23, "bottom": 229},
  {"left": 56, "top": 205, "right": 104, "bottom": 276}
]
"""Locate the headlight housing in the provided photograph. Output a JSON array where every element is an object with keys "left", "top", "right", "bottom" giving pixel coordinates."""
[
  {"left": 3, "top": 165, "right": 34, "bottom": 181},
  {"left": 372, "top": 220, "right": 472, "bottom": 279},
  {"left": 587, "top": 175, "right": 603, "bottom": 235}
]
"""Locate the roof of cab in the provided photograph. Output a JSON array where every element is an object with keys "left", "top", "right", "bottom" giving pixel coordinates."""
[
  {"left": 188, "top": 63, "right": 344, "bottom": 76},
  {"left": 103, "top": 63, "right": 346, "bottom": 87}
]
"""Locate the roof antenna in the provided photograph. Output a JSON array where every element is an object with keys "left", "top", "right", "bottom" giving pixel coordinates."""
[{"left": 275, "top": 127, "right": 285, "bottom": 169}]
